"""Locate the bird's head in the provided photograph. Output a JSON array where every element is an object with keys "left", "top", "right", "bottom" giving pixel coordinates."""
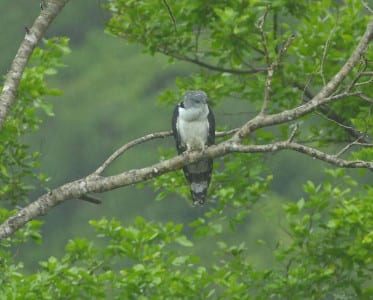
[{"left": 183, "top": 90, "right": 208, "bottom": 108}]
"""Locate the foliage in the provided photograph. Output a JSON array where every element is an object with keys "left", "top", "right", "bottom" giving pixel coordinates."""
[
  {"left": 0, "top": 216, "right": 208, "bottom": 299},
  {"left": 2, "top": 171, "right": 373, "bottom": 298},
  {"left": 106, "top": 0, "right": 372, "bottom": 143},
  {"left": 1, "top": 0, "right": 373, "bottom": 299},
  {"left": 0, "top": 37, "right": 69, "bottom": 204},
  {"left": 273, "top": 170, "right": 373, "bottom": 298}
]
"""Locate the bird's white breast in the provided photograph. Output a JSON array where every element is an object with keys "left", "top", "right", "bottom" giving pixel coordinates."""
[{"left": 177, "top": 105, "right": 209, "bottom": 150}]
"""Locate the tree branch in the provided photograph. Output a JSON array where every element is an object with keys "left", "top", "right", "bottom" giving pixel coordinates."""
[
  {"left": 164, "top": 51, "right": 267, "bottom": 75},
  {"left": 162, "top": 0, "right": 177, "bottom": 33},
  {"left": 260, "top": 34, "right": 295, "bottom": 115},
  {"left": 293, "top": 82, "right": 370, "bottom": 142},
  {"left": 93, "top": 129, "right": 240, "bottom": 176},
  {"left": 256, "top": 5, "right": 271, "bottom": 66},
  {"left": 227, "top": 141, "right": 373, "bottom": 169},
  {"left": 362, "top": 0, "right": 373, "bottom": 14},
  {"left": 93, "top": 131, "right": 172, "bottom": 176},
  {"left": 1, "top": 130, "right": 373, "bottom": 240},
  {"left": 234, "top": 18, "right": 373, "bottom": 141},
  {"left": 0, "top": 0, "right": 68, "bottom": 130},
  {"left": 256, "top": 4, "right": 295, "bottom": 116}
]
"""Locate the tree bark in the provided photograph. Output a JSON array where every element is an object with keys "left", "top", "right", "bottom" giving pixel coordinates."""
[{"left": 0, "top": 0, "right": 68, "bottom": 130}]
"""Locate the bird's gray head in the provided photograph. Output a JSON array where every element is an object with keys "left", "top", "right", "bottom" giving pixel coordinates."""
[{"left": 183, "top": 90, "right": 208, "bottom": 109}]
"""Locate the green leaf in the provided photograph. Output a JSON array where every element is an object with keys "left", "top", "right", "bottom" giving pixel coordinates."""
[{"left": 175, "top": 236, "right": 194, "bottom": 247}]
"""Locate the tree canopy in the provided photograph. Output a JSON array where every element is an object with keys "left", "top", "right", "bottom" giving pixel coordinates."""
[{"left": 1, "top": 0, "right": 373, "bottom": 299}]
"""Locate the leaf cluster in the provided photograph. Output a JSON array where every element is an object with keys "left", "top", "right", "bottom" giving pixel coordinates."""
[
  {"left": 0, "top": 37, "right": 70, "bottom": 204},
  {"left": 2, "top": 169, "right": 373, "bottom": 298}
]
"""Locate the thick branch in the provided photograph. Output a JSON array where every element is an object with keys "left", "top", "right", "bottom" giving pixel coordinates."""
[
  {"left": 0, "top": 0, "right": 68, "bottom": 130},
  {"left": 94, "top": 129, "right": 238, "bottom": 175},
  {"left": 1, "top": 135, "right": 372, "bottom": 240}
]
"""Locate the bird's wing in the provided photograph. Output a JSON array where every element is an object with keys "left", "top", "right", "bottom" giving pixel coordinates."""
[
  {"left": 172, "top": 103, "right": 186, "bottom": 154},
  {"left": 207, "top": 103, "right": 215, "bottom": 146}
]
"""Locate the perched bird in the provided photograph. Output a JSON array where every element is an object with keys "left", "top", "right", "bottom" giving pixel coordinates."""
[{"left": 172, "top": 90, "right": 215, "bottom": 206}]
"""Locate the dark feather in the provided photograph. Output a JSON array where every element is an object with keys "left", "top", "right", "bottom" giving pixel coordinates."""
[
  {"left": 172, "top": 103, "right": 186, "bottom": 154},
  {"left": 207, "top": 103, "right": 215, "bottom": 146},
  {"left": 183, "top": 159, "right": 213, "bottom": 206}
]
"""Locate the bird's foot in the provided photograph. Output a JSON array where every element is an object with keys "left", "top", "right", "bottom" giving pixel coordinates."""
[{"left": 192, "top": 198, "right": 205, "bottom": 207}]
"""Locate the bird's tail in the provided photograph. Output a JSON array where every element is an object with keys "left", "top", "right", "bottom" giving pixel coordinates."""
[
  {"left": 191, "top": 187, "right": 208, "bottom": 206},
  {"left": 183, "top": 159, "right": 213, "bottom": 206}
]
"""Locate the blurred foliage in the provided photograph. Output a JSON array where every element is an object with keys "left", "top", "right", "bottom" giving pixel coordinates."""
[{"left": 1, "top": 0, "right": 373, "bottom": 299}]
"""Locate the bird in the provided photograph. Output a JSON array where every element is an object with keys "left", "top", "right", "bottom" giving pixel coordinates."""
[{"left": 172, "top": 90, "right": 215, "bottom": 206}]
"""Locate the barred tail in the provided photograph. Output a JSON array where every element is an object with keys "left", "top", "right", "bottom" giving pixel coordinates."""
[{"left": 183, "top": 159, "right": 213, "bottom": 206}]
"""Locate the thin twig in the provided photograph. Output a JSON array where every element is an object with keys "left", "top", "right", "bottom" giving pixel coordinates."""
[
  {"left": 316, "top": 110, "right": 362, "bottom": 131},
  {"left": 287, "top": 124, "right": 299, "bottom": 143},
  {"left": 323, "top": 91, "right": 362, "bottom": 101},
  {"left": 347, "top": 56, "right": 368, "bottom": 91},
  {"left": 256, "top": 5, "right": 271, "bottom": 66},
  {"left": 216, "top": 128, "right": 239, "bottom": 137},
  {"left": 319, "top": 18, "right": 338, "bottom": 85},
  {"left": 94, "top": 131, "right": 172, "bottom": 175},
  {"left": 314, "top": 93, "right": 369, "bottom": 143},
  {"left": 162, "top": 0, "right": 177, "bottom": 33},
  {"left": 227, "top": 141, "right": 373, "bottom": 169},
  {"left": 355, "top": 78, "right": 373, "bottom": 86},
  {"left": 164, "top": 51, "right": 266, "bottom": 74},
  {"left": 260, "top": 67, "right": 274, "bottom": 115},
  {"left": 40, "top": 0, "right": 46, "bottom": 10},
  {"left": 275, "top": 35, "right": 295, "bottom": 67},
  {"left": 194, "top": 25, "right": 201, "bottom": 53},
  {"left": 273, "top": 12, "right": 279, "bottom": 53},
  {"left": 294, "top": 82, "right": 370, "bottom": 142},
  {"left": 78, "top": 194, "right": 102, "bottom": 204},
  {"left": 260, "top": 35, "right": 295, "bottom": 115},
  {"left": 257, "top": 6, "right": 272, "bottom": 115},
  {"left": 361, "top": 0, "right": 373, "bottom": 14},
  {"left": 323, "top": 99, "right": 371, "bottom": 158},
  {"left": 358, "top": 93, "right": 373, "bottom": 103},
  {"left": 353, "top": 142, "right": 373, "bottom": 147},
  {"left": 335, "top": 139, "right": 362, "bottom": 157}
]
